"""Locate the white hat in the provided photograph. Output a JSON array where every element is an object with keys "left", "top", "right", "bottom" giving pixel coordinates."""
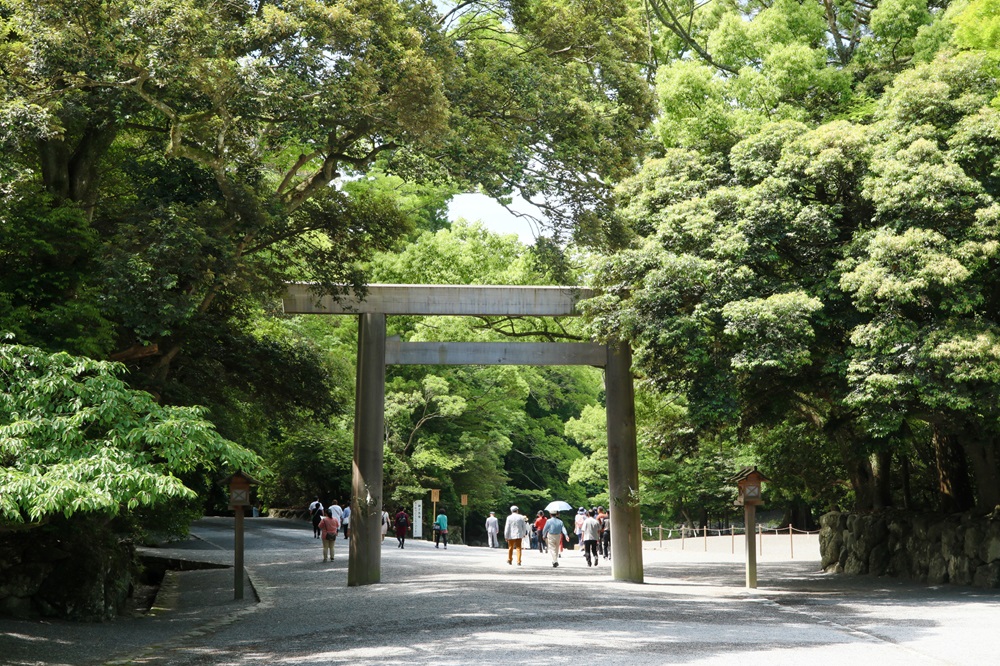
[
  {"left": 489, "top": 511, "right": 495, "bottom": 514},
  {"left": 510, "top": 505, "right": 518, "bottom": 512}
]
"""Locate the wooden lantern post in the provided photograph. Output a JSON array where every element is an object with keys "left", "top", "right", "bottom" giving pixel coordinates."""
[
  {"left": 225, "top": 471, "right": 259, "bottom": 600},
  {"left": 729, "top": 467, "right": 770, "bottom": 589}
]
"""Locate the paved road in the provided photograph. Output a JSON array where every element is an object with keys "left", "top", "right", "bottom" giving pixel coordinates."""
[{"left": 3, "top": 516, "right": 999, "bottom": 665}]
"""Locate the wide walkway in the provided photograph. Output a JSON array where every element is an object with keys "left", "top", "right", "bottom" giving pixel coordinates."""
[{"left": 2, "top": 517, "right": 998, "bottom": 665}]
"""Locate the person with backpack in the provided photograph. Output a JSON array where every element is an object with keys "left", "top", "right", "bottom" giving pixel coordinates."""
[
  {"left": 319, "top": 508, "right": 341, "bottom": 562},
  {"left": 394, "top": 507, "right": 410, "bottom": 549},
  {"left": 308, "top": 498, "right": 324, "bottom": 538},
  {"left": 433, "top": 508, "right": 448, "bottom": 549}
]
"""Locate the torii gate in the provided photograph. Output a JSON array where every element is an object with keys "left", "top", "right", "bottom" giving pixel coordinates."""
[{"left": 282, "top": 283, "right": 643, "bottom": 585}]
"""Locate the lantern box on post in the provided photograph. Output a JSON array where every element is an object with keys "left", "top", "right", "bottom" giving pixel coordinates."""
[
  {"left": 224, "top": 471, "right": 259, "bottom": 509},
  {"left": 730, "top": 467, "right": 769, "bottom": 506},
  {"left": 221, "top": 471, "right": 259, "bottom": 601}
]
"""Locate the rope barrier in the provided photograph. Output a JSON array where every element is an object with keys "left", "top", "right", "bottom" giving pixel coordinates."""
[
  {"left": 640, "top": 524, "right": 820, "bottom": 537},
  {"left": 638, "top": 523, "right": 820, "bottom": 557}
]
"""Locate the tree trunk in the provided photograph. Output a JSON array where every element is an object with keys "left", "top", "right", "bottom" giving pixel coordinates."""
[
  {"left": 933, "top": 424, "right": 974, "bottom": 513},
  {"left": 849, "top": 457, "right": 876, "bottom": 511},
  {"left": 829, "top": 419, "right": 876, "bottom": 511},
  {"left": 37, "top": 119, "right": 118, "bottom": 219},
  {"left": 963, "top": 430, "right": 1000, "bottom": 511},
  {"left": 871, "top": 449, "right": 893, "bottom": 509},
  {"left": 901, "top": 455, "right": 913, "bottom": 510}
]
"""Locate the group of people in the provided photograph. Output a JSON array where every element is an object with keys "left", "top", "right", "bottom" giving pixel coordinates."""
[
  {"left": 309, "top": 498, "right": 350, "bottom": 540},
  {"left": 309, "top": 498, "right": 349, "bottom": 563},
  {"left": 309, "top": 497, "right": 611, "bottom": 568},
  {"left": 491, "top": 505, "right": 611, "bottom": 568}
]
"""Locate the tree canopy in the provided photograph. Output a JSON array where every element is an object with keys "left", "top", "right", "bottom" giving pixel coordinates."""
[{"left": 584, "top": 0, "right": 1000, "bottom": 519}]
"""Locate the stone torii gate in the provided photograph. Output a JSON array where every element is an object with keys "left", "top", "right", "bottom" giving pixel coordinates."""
[{"left": 282, "top": 283, "right": 643, "bottom": 585}]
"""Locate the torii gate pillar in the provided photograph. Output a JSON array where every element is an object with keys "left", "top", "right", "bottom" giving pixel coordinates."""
[
  {"left": 348, "top": 313, "right": 386, "bottom": 586},
  {"left": 606, "top": 342, "right": 642, "bottom": 582}
]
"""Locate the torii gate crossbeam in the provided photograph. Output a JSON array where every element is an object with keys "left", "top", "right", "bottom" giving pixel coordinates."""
[{"left": 283, "top": 283, "right": 643, "bottom": 585}]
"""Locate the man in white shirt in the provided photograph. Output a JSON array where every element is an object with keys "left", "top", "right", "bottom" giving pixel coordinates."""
[
  {"left": 485, "top": 511, "right": 500, "bottom": 548},
  {"left": 581, "top": 510, "right": 602, "bottom": 567},
  {"left": 503, "top": 506, "right": 529, "bottom": 566}
]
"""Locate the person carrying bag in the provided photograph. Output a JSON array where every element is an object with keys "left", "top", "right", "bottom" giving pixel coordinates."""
[{"left": 319, "top": 509, "right": 340, "bottom": 563}]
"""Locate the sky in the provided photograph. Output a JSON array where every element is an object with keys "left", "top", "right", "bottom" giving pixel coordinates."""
[{"left": 446, "top": 192, "right": 542, "bottom": 245}]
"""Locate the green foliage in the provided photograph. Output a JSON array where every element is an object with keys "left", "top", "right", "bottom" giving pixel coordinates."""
[
  {"left": 0, "top": 342, "right": 258, "bottom": 525},
  {"left": 588, "top": 33, "right": 1000, "bottom": 517},
  {"left": 953, "top": 0, "right": 1000, "bottom": 51}
]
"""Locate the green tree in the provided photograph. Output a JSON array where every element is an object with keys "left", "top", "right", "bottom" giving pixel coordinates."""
[
  {"left": 586, "top": 2, "right": 1000, "bottom": 522},
  {"left": 0, "top": 341, "right": 258, "bottom": 525}
]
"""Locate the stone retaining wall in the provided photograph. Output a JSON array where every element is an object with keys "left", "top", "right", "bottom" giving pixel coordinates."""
[
  {"left": 819, "top": 510, "right": 1000, "bottom": 588},
  {"left": 0, "top": 527, "right": 135, "bottom": 620}
]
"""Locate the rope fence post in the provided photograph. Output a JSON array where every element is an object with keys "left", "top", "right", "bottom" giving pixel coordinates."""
[
  {"left": 659, "top": 524, "right": 663, "bottom": 549},
  {"left": 731, "top": 524, "right": 735, "bottom": 555},
  {"left": 758, "top": 524, "right": 763, "bottom": 555},
  {"left": 681, "top": 526, "right": 685, "bottom": 550},
  {"left": 703, "top": 525, "right": 708, "bottom": 552},
  {"left": 789, "top": 524, "right": 794, "bottom": 559}
]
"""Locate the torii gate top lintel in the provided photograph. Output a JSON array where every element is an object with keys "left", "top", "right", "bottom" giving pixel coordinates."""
[{"left": 282, "top": 283, "right": 594, "bottom": 317}]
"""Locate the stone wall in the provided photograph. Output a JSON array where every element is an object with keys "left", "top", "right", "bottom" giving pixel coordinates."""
[
  {"left": 820, "top": 510, "right": 1000, "bottom": 588},
  {"left": 0, "top": 526, "right": 136, "bottom": 621}
]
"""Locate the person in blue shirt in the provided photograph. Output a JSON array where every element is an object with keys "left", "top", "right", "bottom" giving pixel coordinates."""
[
  {"left": 542, "top": 512, "right": 569, "bottom": 567},
  {"left": 434, "top": 508, "right": 449, "bottom": 549}
]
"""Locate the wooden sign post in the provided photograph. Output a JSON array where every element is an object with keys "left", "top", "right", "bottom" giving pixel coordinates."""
[
  {"left": 224, "top": 471, "right": 258, "bottom": 600},
  {"left": 729, "top": 467, "right": 770, "bottom": 589}
]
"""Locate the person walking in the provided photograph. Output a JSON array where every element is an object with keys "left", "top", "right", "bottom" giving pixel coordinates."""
[
  {"left": 504, "top": 505, "right": 529, "bottom": 565},
  {"left": 434, "top": 508, "right": 449, "bottom": 549},
  {"left": 574, "top": 507, "right": 586, "bottom": 555},
  {"left": 533, "top": 510, "right": 548, "bottom": 553},
  {"left": 309, "top": 498, "right": 324, "bottom": 538},
  {"left": 394, "top": 507, "right": 410, "bottom": 549},
  {"left": 319, "top": 509, "right": 341, "bottom": 562},
  {"left": 542, "top": 511, "right": 569, "bottom": 567},
  {"left": 485, "top": 511, "right": 500, "bottom": 548},
  {"left": 329, "top": 499, "right": 344, "bottom": 524},
  {"left": 599, "top": 508, "right": 611, "bottom": 560},
  {"left": 341, "top": 503, "right": 351, "bottom": 540},
  {"left": 581, "top": 509, "right": 601, "bottom": 566},
  {"left": 381, "top": 508, "right": 390, "bottom": 543}
]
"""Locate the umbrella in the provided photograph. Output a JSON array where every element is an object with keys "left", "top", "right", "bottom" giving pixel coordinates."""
[{"left": 545, "top": 500, "right": 573, "bottom": 513}]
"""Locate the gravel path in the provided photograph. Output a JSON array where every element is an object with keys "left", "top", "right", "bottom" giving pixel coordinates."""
[{"left": 2, "top": 516, "right": 998, "bottom": 665}]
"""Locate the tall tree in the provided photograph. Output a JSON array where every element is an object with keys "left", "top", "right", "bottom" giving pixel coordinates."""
[{"left": 585, "top": 3, "right": 1000, "bottom": 516}]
